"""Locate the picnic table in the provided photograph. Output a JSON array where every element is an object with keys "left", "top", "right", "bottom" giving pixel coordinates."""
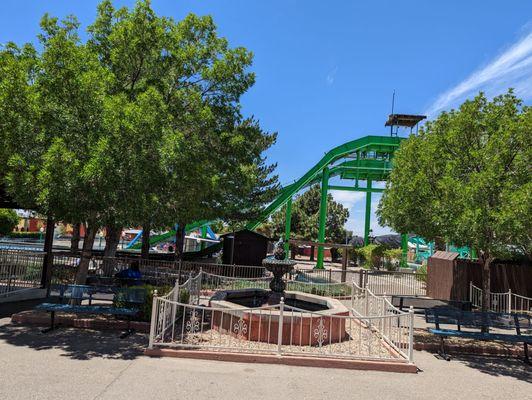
[{"left": 36, "top": 284, "right": 145, "bottom": 338}]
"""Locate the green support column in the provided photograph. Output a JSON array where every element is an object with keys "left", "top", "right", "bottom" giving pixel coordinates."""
[
  {"left": 401, "top": 233, "right": 408, "bottom": 268},
  {"left": 316, "top": 168, "right": 330, "bottom": 269},
  {"left": 284, "top": 197, "right": 292, "bottom": 259},
  {"left": 200, "top": 225, "right": 207, "bottom": 251},
  {"left": 364, "top": 179, "right": 372, "bottom": 245}
]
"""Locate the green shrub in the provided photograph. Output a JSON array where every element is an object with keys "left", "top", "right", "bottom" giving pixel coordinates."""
[
  {"left": 51, "top": 264, "right": 77, "bottom": 284},
  {"left": 357, "top": 244, "right": 386, "bottom": 269},
  {"left": 0, "top": 209, "right": 20, "bottom": 235},
  {"left": 114, "top": 284, "right": 172, "bottom": 322},
  {"left": 383, "top": 248, "right": 402, "bottom": 271},
  {"left": 7, "top": 231, "right": 42, "bottom": 239},
  {"left": 415, "top": 264, "right": 428, "bottom": 283}
]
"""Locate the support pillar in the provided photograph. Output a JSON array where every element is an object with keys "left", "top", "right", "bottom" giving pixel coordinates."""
[
  {"left": 401, "top": 233, "right": 408, "bottom": 268},
  {"left": 316, "top": 168, "right": 330, "bottom": 269},
  {"left": 283, "top": 198, "right": 292, "bottom": 259},
  {"left": 364, "top": 179, "right": 372, "bottom": 245}
]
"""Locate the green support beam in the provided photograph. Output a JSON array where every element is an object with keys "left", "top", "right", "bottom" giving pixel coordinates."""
[
  {"left": 316, "top": 167, "right": 330, "bottom": 269},
  {"left": 327, "top": 185, "right": 384, "bottom": 193},
  {"left": 364, "top": 179, "right": 372, "bottom": 245},
  {"left": 245, "top": 136, "right": 403, "bottom": 231},
  {"left": 284, "top": 197, "right": 292, "bottom": 259}
]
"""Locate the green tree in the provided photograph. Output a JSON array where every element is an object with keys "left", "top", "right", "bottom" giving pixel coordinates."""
[
  {"left": 1, "top": 1, "right": 278, "bottom": 281},
  {"left": 263, "top": 185, "right": 350, "bottom": 259},
  {"left": 378, "top": 91, "right": 531, "bottom": 310},
  {"left": 2, "top": 15, "right": 112, "bottom": 282},
  {"left": 0, "top": 209, "right": 19, "bottom": 235}
]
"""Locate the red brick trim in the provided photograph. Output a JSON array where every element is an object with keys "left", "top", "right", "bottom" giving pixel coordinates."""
[
  {"left": 414, "top": 341, "right": 525, "bottom": 357},
  {"left": 11, "top": 310, "right": 150, "bottom": 332},
  {"left": 145, "top": 348, "right": 418, "bottom": 373}
]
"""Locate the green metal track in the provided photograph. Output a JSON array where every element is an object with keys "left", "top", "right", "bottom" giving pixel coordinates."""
[
  {"left": 246, "top": 135, "right": 403, "bottom": 230},
  {"left": 129, "top": 220, "right": 210, "bottom": 250}
]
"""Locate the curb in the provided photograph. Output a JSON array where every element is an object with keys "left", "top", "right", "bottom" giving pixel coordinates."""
[
  {"left": 144, "top": 348, "right": 418, "bottom": 373},
  {"left": 11, "top": 311, "right": 150, "bottom": 332},
  {"left": 414, "top": 341, "right": 525, "bottom": 357}
]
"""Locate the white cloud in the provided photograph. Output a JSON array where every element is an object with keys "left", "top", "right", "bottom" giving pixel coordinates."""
[
  {"left": 330, "top": 190, "right": 394, "bottom": 236},
  {"left": 329, "top": 190, "right": 365, "bottom": 209},
  {"left": 426, "top": 26, "right": 532, "bottom": 117},
  {"left": 326, "top": 66, "right": 338, "bottom": 85}
]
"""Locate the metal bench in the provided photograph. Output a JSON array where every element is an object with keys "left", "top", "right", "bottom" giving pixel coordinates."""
[
  {"left": 392, "top": 296, "right": 471, "bottom": 311},
  {"left": 36, "top": 284, "right": 145, "bottom": 338},
  {"left": 425, "top": 308, "right": 531, "bottom": 363}
]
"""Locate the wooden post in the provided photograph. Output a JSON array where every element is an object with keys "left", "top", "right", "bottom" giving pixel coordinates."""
[{"left": 341, "top": 248, "right": 348, "bottom": 282}]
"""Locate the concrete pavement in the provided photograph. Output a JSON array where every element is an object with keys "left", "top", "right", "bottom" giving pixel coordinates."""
[{"left": 0, "top": 317, "right": 530, "bottom": 400}]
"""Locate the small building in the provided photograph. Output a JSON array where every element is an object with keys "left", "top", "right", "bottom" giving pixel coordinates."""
[
  {"left": 427, "top": 251, "right": 532, "bottom": 301},
  {"left": 221, "top": 229, "right": 271, "bottom": 266}
]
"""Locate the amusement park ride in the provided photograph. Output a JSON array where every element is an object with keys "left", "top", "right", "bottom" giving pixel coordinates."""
[
  {"left": 124, "top": 111, "right": 442, "bottom": 269},
  {"left": 246, "top": 112, "right": 426, "bottom": 268}
]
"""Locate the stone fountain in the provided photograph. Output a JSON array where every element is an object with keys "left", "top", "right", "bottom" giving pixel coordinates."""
[
  {"left": 209, "top": 238, "right": 348, "bottom": 345},
  {"left": 261, "top": 238, "right": 296, "bottom": 304}
]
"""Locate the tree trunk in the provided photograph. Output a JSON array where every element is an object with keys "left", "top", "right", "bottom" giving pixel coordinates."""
[
  {"left": 310, "top": 245, "right": 315, "bottom": 261},
  {"left": 480, "top": 252, "right": 493, "bottom": 313},
  {"left": 70, "top": 223, "right": 81, "bottom": 252},
  {"left": 174, "top": 223, "right": 186, "bottom": 261},
  {"left": 330, "top": 247, "right": 339, "bottom": 262},
  {"left": 141, "top": 222, "right": 151, "bottom": 259},
  {"left": 290, "top": 245, "right": 297, "bottom": 260},
  {"left": 102, "top": 225, "right": 121, "bottom": 276},
  {"left": 74, "top": 224, "right": 97, "bottom": 284}
]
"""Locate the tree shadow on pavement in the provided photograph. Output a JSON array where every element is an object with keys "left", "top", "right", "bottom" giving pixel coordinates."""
[
  {"left": 0, "top": 321, "right": 147, "bottom": 361},
  {"left": 451, "top": 354, "right": 531, "bottom": 382}
]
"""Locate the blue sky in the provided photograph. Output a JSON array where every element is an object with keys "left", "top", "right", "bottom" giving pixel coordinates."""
[{"left": 2, "top": 1, "right": 531, "bottom": 236}]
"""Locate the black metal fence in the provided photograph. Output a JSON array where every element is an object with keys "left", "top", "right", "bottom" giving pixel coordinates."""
[
  {"left": 0, "top": 249, "right": 427, "bottom": 297},
  {"left": 0, "top": 250, "right": 45, "bottom": 296}
]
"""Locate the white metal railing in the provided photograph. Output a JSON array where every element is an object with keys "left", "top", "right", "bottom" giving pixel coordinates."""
[
  {"left": 148, "top": 275, "right": 414, "bottom": 363},
  {"left": 469, "top": 282, "right": 532, "bottom": 314},
  {"left": 350, "top": 280, "right": 414, "bottom": 362},
  {"left": 0, "top": 251, "right": 44, "bottom": 297}
]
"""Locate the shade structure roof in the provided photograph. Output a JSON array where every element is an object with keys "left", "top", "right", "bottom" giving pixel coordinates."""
[{"left": 385, "top": 114, "right": 426, "bottom": 128}]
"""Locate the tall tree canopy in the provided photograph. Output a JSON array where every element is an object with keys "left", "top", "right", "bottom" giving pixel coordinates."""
[
  {"left": 378, "top": 91, "right": 531, "bottom": 309},
  {"left": 0, "top": 0, "right": 278, "bottom": 281},
  {"left": 263, "top": 185, "right": 350, "bottom": 245}
]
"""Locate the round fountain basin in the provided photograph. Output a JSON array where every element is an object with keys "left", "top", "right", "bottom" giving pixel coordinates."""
[{"left": 209, "top": 289, "right": 349, "bottom": 346}]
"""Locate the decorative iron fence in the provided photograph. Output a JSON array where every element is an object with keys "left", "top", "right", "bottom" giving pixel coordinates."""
[
  {"left": 148, "top": 271, "right": 414, "bottom": 363},
  {"left": 351, "top": 280, "right": 414, "bottom": 361},
  {"left": 469, "top": 282, "right": 532, "bottom": 314},
  {"left": 0, "top": 251, "right": 44, "bottom": 297}
]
